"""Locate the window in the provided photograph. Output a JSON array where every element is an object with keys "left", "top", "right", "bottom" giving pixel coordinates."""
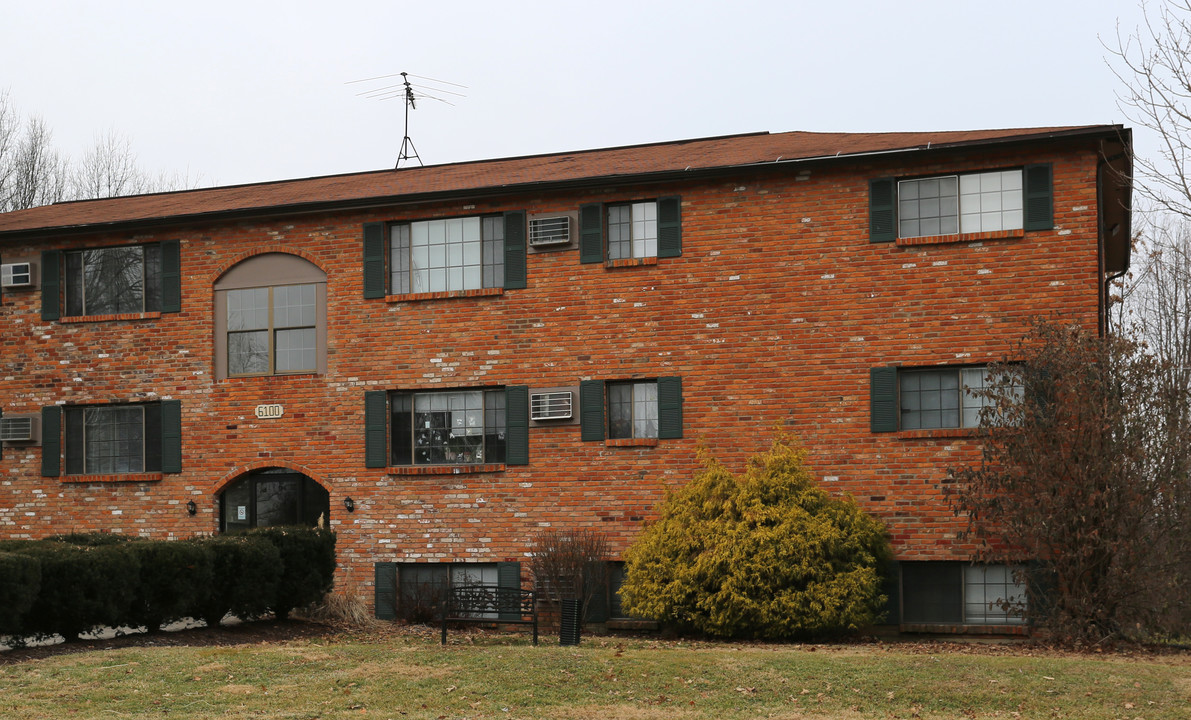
[
  {"left": 389, "top": 389, "right": 507, "bottom": 465},
  {"left": 41, "top": 240, "right": 180, "bottom": 321},
  {"left": 608, "top": 381, "right": 658, "bottom": 439},
  {"left": 364, "top": 387, "right": 529, "bottom": 469},
  {"left": 373, "top": 561, "right": 521, "bottom": 622},
  {"left": 871, "top": 365, "right": 1021, "bottom": 432},
  {"left": 363, "top": 212, "right": 526, "bottom": 298},
  {"left": 213, "top": 254, "right": 327, "bottom": 380},
  {"left": 580, "top": 377, "right": 683, "bottom": 442},
  {"left": 868, "top": 164, "right": 1052, "bottom": 243},
  {"left": 65, "top": 245, "right": 161, "bottom": 315},
  {"left": 579, "top": 196, "right": 682, "bottom": 263},
  {"left": 901, "top": 562, "right": 1025, "bottom": 626},
  {"left": 226, "top": 284, "right": 317, "bottom": 376},
  {"left": 390, "top": 216, "right": 504, "bottom": 294},
  {"left": 219, "top": 469, "right": 330, "bottom": 533},
  {"left": 899, "top": 170, "right": 1023, "bottom": 238},
  {"left": 40, "top": 400, "right": 182, "bottom": 477},
  {"left": 607, "top": 202, "right": 657, "bottom": 260}
]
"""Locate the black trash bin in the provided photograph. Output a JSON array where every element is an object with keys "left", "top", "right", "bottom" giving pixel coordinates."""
[{"left": 559, "top": 598, "right": 581, "bottom": 646}]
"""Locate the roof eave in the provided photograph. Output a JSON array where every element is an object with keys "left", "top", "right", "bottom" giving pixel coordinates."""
[{"left": 0, "top": 125, "right": 1125, "bottom": 242}]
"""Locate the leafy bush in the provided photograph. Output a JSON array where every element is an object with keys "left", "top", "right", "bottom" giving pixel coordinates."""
[
  {"left": 127, "top": 540, "right": 215, "bottom": 632},
  {"left": 196, "top": 534, "right": 282, "bottom": 626},
  {"left": 0, "top": 551, "right": 41, "bottom": 637},
  {"left": 47, "top": 532, "right": 133, "bottom": 546},
  {"left": 15, "top": 541, "right": 141, "bottom": 640},
  {"left": 620, "top": 433, "right": 891, "bottom": 639},
  {"left": 248, "top": 526, "right": 337, "bottom": 619}
]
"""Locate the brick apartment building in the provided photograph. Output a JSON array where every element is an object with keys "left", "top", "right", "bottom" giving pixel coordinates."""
[{"left": 0, "top": 126, "right": 1132, "bottom": 632}]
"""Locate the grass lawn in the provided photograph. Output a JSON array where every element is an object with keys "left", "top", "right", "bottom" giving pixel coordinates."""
[{"left": 1, "top": 623, "right": 1188, "bottom": 719}]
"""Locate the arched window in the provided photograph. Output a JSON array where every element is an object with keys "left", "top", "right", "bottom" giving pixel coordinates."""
[
  {"left": 213, "top": 254, "right": 327, "bottom": 380},
  {"left": 219, "top": 468, "right": 330, "bottom": 532}
]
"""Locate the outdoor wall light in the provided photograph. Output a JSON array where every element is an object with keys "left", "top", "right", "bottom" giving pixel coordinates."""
[
  {"left": 343, "top": 497, "right": 355, "bottom": 512},
  {"left": 186, "top": 500, "right": 197, "bottom": 516}
]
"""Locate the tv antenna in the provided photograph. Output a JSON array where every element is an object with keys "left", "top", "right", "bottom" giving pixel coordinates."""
[{"left": 347, "top": 71, "right": 467, "bottom": 168}]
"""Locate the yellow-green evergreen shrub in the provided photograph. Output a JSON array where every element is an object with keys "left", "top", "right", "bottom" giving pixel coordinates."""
[{"left": 620, "top": 434, "right": 890, "bottom": 639}]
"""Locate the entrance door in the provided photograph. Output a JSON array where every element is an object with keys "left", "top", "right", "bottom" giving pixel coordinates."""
[{"left": 220, "top": 468, "right": 330, "bottom": 532}]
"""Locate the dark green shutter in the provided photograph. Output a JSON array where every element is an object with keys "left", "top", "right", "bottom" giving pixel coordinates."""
[
  {"left": 580, "top": 380, "right": 605, "bottom": 441},
  {"left": 160, "top": 399, "right": 182, "bottom": 473},
  {"left": 160, "top": 239, "right": 181, "bottom": 313},
  {"left": 503, "top": 211, "right": 527, "bottom": 289},
  {"left": 41, "top": 250, "right": 61, "bottom": 321},
  {"left": 657, "top": 196, "right": 682, "bottom": 258},
  {"left": 505, "top": 385, "right": 529, "bottom": 465},
  {"left": 1023, "top": 163, "right": 1054, "bottom": 231},
  {"left": 41, "top": 406, "right": 61, "bottom": 477},
  {"left": 497, "top": 561, "right": 521, "bottom": 620},
  {"left": 375, "top": 562, "right": 397, "bottom": 620},
  {"left": 579, "top": 203, "right": 604, "bottom": 263},
  {"left": 657, "top": 376, "right": 683, "bottom": 439},
  {"left": 869, "top": 178, "right": 897, "bottom": 243},
  {"left": 870, "top": 367, "right": 899, "bottom": 433},
  {"left": 0, "top": 252, "right": 3, "bottom": 307},
  {"left": 362, "top": 223, "right": 387, "bottom": 298},
  {"left": 364, "top": 390, "right": 388, "bottom": 468}
]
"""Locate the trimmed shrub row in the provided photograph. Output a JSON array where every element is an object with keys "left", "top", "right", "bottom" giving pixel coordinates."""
[{"left": 0, "top": 527, "right": 335, "bottom": 645}]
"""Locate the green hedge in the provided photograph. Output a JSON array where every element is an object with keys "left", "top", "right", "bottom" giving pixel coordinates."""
[
  {"left": 196, "top": 534, "right": 282, "bottom": 626},
  {"left": 248, "top": 526, "right": 337, "bottom": 619},
  {"left": 0, "top": 551, "right": 41, "bottom": 636},
  {"left": 0, "top": 528, "right": 336, "bottom": 643}
]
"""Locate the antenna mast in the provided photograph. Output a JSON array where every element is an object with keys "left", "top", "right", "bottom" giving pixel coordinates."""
[
  {"left": 396, "top": 72, "right": 422, "bottom": 168},
  {"left": 348, "top": 71, "right": 465, "bottom": 168}
]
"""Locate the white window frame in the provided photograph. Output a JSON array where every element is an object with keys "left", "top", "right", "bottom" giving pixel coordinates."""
[{"left": 898, "top": 169, "right": 1024, "bottom": 239}]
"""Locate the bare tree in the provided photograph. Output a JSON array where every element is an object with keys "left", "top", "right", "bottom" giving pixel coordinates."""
[
  {"left": 528, "top": 529, "right": 610, "bottom": 622},
  {"left": 0, "top": 91, "right": 202, "bottom": 211},
  {"left": 70, "top": 130, "right": 150, "bottom": 200},
  {"left": 1109, "top": 1, "right": 1191, "bottom": 218},
  {"left": 4, "top": 115, "right": 68, "bottom": 212},
  {"left": 0, "top": 90, "right": 19, "bottom": 208},
  {"left": 949, "top": 322, "right": 1191, "bottom": 644}
]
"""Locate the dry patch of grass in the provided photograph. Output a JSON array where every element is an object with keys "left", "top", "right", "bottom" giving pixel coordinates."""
[{"left": 0, "top": 628, "right": 1188, "bottom": 719}]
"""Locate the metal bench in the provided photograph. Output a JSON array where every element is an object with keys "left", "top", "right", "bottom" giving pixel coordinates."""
[{"left": 440, "top": 585, "right": 538, "bottom": 645}]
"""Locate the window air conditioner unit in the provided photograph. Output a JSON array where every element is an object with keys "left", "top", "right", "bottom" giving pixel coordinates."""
[
  {"left": 528, "top": 216, "right": 572, "bottom": 247},
  {"left": 1, "top": 262, "right": 36, "bottom": 289},
  {"left": 0, "top": 415, "right": 39, "bottom": 444},
  {"left": 530, "top": 391, "right": 573, "bottom": 421}
]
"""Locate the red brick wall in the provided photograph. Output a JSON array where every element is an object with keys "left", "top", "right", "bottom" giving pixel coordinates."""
[{"left": 0, "top": 139, "right": 1104, "bottom": 599}]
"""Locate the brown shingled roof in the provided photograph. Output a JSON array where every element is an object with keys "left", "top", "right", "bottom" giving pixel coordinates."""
[{"left": 0, "top": 126, "right": 1122, "bottom": 238}]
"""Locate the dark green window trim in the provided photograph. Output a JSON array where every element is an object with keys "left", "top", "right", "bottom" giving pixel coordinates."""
[
  {"left": 160, "top": 239, "right": 182, "bottom": 313},
  {"left": 579, "top": 380, "right": 606, "bottom": 441},
  {"left": 579, "top": 203, "right": 604, "bottom": 264},
  {"left": 657, "top": 376, "right": 683, "bottom": 439},
  {"left": 362, "top": 222, "right": 387, "bottom": 298},
  {"left": 503, "top": 211, "right": 527, "bottom": 290},
  {"left": 40, "top": 250, "right": 60, "bottom": 321},
  {"left": 870, "top": 367, "right": 899, "bottom": 433},
  {"left": 161, "top": 399, "right": 183, "bottom": 473},
  {"left": 869, "top": 178, "right": 897, "bottom": 243},
  {"left": 41, "top": 406, "right": 61, "bottom": 477},
  {"left": 505, "top": 385, "right": 530, "bottom": 465},
  {"left": 375, "top": 562, "right": 398, "bottom": 620},
  {"left": 364, "top": 390, "right": 388, "bottom": 468},
  {"left": 497, "top": 561, "right": 522, "bottom": 621},
  {"left": 656, "top": 196, "right": 682, "bottom": 258},
  {"left": 1023, "top": 163, "right": 1054, "bottom": 231}
]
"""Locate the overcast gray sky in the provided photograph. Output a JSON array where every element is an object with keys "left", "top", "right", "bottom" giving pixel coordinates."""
[{"left": 0, "top": 0, "right": 1150, "bottom": 189}]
